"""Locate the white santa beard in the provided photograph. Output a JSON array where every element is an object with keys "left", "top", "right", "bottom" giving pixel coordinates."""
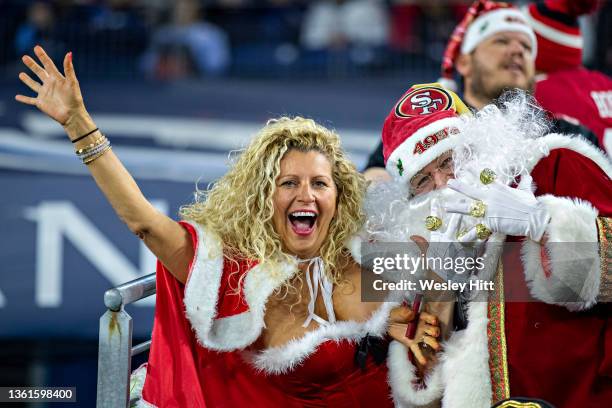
[{"left": 453, "top": 90, "right": 550, "bottom": 186}]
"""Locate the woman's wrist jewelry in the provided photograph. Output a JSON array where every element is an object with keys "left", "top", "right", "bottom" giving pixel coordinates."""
[
  {"left": 71, "top": 127, "right": 99, "bottom": 144},
  {"left": 83, "top": 144, "right": 112, "bottom": 165},
  {"left": 79, "top": 140, "right": 109, "bottom": 160},
  {"left": 75, "top": 134, "right": 107, "bottom": 155},
  {"left": 74, "top": 133, "right": 111, "bottom": 164},
  {"left": 78, "top": 138, "right": 109, "bottom": 160}
]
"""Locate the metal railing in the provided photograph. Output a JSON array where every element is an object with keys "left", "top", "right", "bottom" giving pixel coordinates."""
[{"left": 96, "top": 273, "right": 156, "bottom": 408}]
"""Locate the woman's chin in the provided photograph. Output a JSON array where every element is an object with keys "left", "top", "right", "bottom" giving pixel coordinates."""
[{"left": 285, "top": 241, "right": 321, "bottom": 260}]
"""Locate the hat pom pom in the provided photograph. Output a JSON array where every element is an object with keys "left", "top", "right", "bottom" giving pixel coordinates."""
[{"left": 437, "top": 77, "right": 458, "bottom": 92}]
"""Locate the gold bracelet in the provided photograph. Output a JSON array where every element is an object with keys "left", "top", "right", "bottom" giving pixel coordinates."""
[
  {"left": 77, "top": 136, "right": 110, "bottom": 162},
  {"left": 75, "top": 136, "right": 106, "bottom": 155},
  {"left": 83, "top": 144, "right": 112, "bottom": 165},
  {"left": 75, "top": 135, "right": 107, "bottom": 155}
]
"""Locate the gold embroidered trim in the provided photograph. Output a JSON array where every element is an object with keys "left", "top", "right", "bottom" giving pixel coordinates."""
[
  {"left": 596, "top": 217, "right": 612, "bottom": 302},
  {"left": 488, "top": 261, "right": 510, "bottom": 403},
  {"left": 495, "top": 400, "right": 542, "bottom": 408}
]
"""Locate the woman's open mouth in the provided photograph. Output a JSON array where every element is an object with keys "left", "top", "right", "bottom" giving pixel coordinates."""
[{"left": 288, "top": 211, "right": 317, "bottom": 236}]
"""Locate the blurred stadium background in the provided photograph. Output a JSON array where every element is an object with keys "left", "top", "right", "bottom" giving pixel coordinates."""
[{"left": 0, "top": 0, "right": 610, "bottom": 406}]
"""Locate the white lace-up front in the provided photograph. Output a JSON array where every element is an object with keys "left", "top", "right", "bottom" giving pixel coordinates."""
[{"left": 299, "top": 257, "right": 336, "bottom": 328}]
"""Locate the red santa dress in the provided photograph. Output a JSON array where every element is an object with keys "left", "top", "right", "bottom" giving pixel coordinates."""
[{"left": 133, "top": 221, "right": 403, "bottom": 407}]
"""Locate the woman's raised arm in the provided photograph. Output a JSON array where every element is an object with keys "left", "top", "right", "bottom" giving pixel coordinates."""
[{"left": 15, "top": 46, "right": 192, "bottom": 283}]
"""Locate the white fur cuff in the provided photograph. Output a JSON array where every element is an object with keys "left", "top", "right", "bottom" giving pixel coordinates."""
[
  {"left": 522, "top": 195, "right": 600, "bottom": 310},
  {"left": 387, "top": 340, "right": 444, "bottom": 407},
  {"left": 387, "top": 302, "right": 491, "bottom": 408}
]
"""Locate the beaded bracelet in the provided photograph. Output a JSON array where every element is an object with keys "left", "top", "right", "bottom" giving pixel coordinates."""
[
  {"left": 77, "top": 138, "right": 110, "bottom": 162},
  {"left": 76, "top": 139, "right": 107, "bottom": 159},
  {"left": 83, "top": 144, "right": 112, "bottom": 165},
  {"left": 75, "top": 135, "right": 107, "bottom": 155},
  {"left": 80, "top": 140, "right": 110, "bottom": 161}
]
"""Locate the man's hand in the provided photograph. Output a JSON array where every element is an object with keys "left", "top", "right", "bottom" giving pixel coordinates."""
[
  {"left": 411, "top": 198, "right": 477, "bottom": 283},
  {"left": 445, "top": 175, "right": 550, "bottom": 242}
]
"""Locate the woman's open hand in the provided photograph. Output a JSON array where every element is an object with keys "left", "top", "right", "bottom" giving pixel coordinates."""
[
  {"left": 16, "top": 46, "right": 87, "bottom": 134},
  {"left": 387, "top": 305, "right": 441, "bottom": 374}
]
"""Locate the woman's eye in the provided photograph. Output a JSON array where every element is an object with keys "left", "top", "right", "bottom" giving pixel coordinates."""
[
  {"left": 314, "top": 181, "right": 328, "bottom": 188},
  {"left": 281, "top": 180, "right": 296, "bottom": 187}
]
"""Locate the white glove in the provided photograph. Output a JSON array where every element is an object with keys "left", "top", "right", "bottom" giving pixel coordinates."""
[
  {"left": 415, "top": 199, "right": 480, "bottom": 283},
  {"left": 444, "top": 174, "right": 551, "bottom": 242}
]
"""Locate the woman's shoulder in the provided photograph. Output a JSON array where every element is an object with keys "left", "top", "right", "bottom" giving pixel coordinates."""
[{"left": 334, "top": 255, "right": 383, "bottom": 322}]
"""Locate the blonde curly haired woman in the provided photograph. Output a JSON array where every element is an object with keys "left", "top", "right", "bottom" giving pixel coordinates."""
[{"left": 16, "top": 46, "right": 441, "bottom": 407}]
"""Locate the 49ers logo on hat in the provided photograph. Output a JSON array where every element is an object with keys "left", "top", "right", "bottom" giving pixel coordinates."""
[{"left": 395, "top": 87, "right": 453, "bottom": 118}]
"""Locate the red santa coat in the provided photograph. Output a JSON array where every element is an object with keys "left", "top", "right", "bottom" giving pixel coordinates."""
[
  {"left": 389, "top": 135, "right": 612, "bottom": 407},
  {"left": 135, "top": 221, "right": 400, "bottom": 408},
  {"left": 503, "top": 136, "right": 612, "bottom": 407},
  {"left": 535, "top": 68, "right": 612, "bottom": 155}
]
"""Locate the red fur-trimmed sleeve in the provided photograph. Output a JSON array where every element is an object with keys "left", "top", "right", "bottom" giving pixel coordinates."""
[{"left": 520, "top": 148, "right": 612, "bottom": 310}]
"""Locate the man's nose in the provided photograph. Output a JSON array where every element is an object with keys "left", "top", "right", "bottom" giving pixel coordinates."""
[
  {"left": 432, "top": 171, "right": 452, "bottom": 190},
  {"left": 508, "top": 39, "right": 526, "bottom": 56}
]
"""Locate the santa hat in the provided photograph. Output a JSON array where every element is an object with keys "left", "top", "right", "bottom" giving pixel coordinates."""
[
  {"left": 524, "top": 0, "right": 599, "bottom": 72},
  {"left": 382, "top": 83, "right": 472, "bottom": 183},
  {"left": 439, "top": 0, "right": 537, "bottom": 92}
]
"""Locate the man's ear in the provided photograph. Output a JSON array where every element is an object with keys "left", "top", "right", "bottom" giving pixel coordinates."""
[{"left": 456, "top": 53, "right": 471, "bottom": 78}]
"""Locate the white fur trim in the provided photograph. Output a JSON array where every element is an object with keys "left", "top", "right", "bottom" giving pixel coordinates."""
[
  {"left": 346, "top": 234, "right": 363, "bottom": 265},
  {"left": 528, "top": 133, "right": 612, "bottom": 178},
  {"left": 462, "top": 8, "right": 537, "bottom": 57},
  {"left": 388, "top": 301, "right": 491, "bottom": 408},
  {"left": 250, "top": 300, "right": 399, "bottom": 374},
  {"left": 437, "top": 77, "right": 458, "bottom": 93},
  {"left": 183, "top": 221, "right": 299, "bottom": 351},
  {"left": 386, "top": 117, "right": 462, "bottom": 183},
  {"left": 388, "top": 340, "right": 444, "bottom": 407},
  {"left": 134, "top": 399, "right": 157, "bottom": 408},
  {"left": 521, "top": 196, "right": 600, "bottom": 311},
  {"left": 129, "top": 364, "right": 154, "bottom": 407},
  {"left": 439, "top": 302, "right": 491, "bottom": 408}
]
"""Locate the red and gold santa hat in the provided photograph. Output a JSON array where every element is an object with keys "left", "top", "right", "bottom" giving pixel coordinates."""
[
  {"left": 524, "top": 0, "right": 598, "bottom": 72},
  {"left": 439, "top": 0, "right": 537, "bottom": 91},
  {"left": 382, "top": 83, "right": 472, "bottom": 183}
]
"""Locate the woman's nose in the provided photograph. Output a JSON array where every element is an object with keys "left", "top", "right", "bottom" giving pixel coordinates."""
[{"left": 297, "top": 183, "right": 315, "bottom": 202}]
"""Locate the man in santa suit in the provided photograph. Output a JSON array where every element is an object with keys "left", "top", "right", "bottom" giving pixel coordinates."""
[
  {"left": 377, "top": 82, "right": 611, "bottom": 407},
  {"left": 363, "top": 0, "right": 601, "bottom": 181},
  {"left": 525, "top": 0, "right": 612, "bottom": 155}
]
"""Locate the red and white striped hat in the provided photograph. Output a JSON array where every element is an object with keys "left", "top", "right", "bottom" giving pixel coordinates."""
[{"left": 524, "top": 0, "right": 599, "bottom": 73}]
